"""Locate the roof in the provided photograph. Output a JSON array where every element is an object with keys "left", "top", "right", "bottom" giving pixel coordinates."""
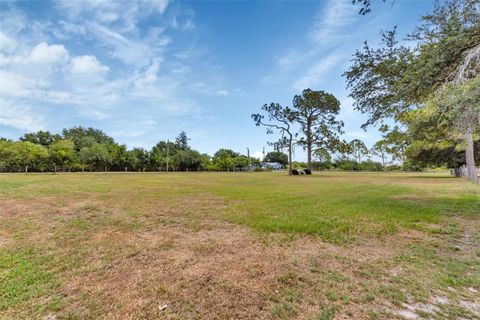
[{"left": 260, "top": 162, "right": 283, "bottom": 167}]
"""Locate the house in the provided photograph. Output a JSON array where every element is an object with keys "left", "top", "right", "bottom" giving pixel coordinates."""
[{"left": 260, "top": 162, "right": 283, "bottom": 170}]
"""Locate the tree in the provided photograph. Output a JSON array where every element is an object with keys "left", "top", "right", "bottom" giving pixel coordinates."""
[
  {"left": 344, "top": 27, "right": 411, "bottom": 129},
  {"left": 370, "top": 140, "right": 389, "bottom": 168},
  {"left": 212, "top": 149, "right": 238, "bottom": 171},
  {"left": 175, "top": 131, "right": 190, "bottom": 150},
  {"left": 313, "top": 147, "right": 332, "bottom": 163},
  {"left": 63, "top": 126, "right": 115, "bottom": 151},
  {"left": 0, "top": 141, "right": 43, "bottom": 172},
  {"left": 111, "top": 144, "right": 128, "bottom": 171},
  {"left": 49, "top": 139, "right": 76, "bottom": 170},
  {"left": 0, "top": 140, "right": 16, "bottom": 171},
  {"left": 353, "top": 0, "right": 388, "bottom": 15},
  {"left": 16, "top": 142, "right": 49, "bottom": 172},
  {"left": 130, "top": 148, "right": 149, "bottom": 172},
  {"left": 252, "top": 103, "right": 298, "bottom": 175},
  {"left": 200, "top": 154, "right": 212, "bottom": 170},
  {"left": 432, "top": 76, "right": 480, "bottom": 182},
  {"left": 335, "top": 140, "right": 353, "bottom": 161},
  {"left": 151, "top": 140, "right": 177, "bottom": 171},
  {"left": 173, "top": 149, "right": 202, "bottom": 171},
  {"left": 293, "top": 89, "right": 344, "bottom": 171},
  {"left": 264, "top": 151, "right": 288, "bottom": 166},
  {"left": 379, "top": 125, "right": 410, "bottom": 163},
  {"left": 345, "top": 0, "right": 479, "bottom": 180},
  {"left": 20, "top": 131, "right": 61, "bottom": 147},
  {"left": 79, "top": 143, "right": 111, "bottom": 171},
  {"left": 348, "top": 139, "right": 369, "bottom": 163}
]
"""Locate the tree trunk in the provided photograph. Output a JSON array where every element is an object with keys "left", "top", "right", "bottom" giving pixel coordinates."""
[
  {"left": 307, "top": 141, "right": 312, "bottom": 171},
  {"left": 452, "top": 167, "right": 463, "bottom": 177},
  {"left": 288, "top": 135, "right": 293, "bottom": 175},
  {"left": 25, "top": 165, "right": 28, "bottom": 174},
  {"left": 306, "top": 123, "right": 312, "bottom": 171},
  {"left": 465, "top": 131, "right": 478, "bottom": 183}
]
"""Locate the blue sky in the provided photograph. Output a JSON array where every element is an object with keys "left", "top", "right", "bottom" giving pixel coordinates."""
[{"left": 0, "top": 0, "right": 433, "bottom": 160}]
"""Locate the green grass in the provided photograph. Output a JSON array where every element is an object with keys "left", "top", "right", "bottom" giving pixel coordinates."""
[
  {"left": 0, "top": 172, "right": 478, "bottom": 319},
  {"left": 0, "top": 246, "right": 61, "bottom": 312}
]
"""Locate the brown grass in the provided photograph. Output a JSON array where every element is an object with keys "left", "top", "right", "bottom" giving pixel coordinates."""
[{"left": 0, "top": 172, "right": 479, "bottom": 319}]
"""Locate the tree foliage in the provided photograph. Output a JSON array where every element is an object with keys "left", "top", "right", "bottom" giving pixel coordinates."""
[
  {"left": 252, "top": 103, "right": 298, "bottom": 174},
  {"left": 293, "top": 89, "right": 343, "bottom": 170},
  {"left": 264, "top": 151, "right": 288, "bottom": 165},
  {"left": 345, "top": 0, "right": 480, "bottom": 177}
]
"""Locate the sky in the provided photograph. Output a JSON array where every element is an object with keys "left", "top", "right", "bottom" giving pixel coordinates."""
[{"left": 0, "top": 0, "right": 434, "bottom": 160}]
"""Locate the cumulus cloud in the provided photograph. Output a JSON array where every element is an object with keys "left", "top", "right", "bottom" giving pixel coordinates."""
[
  {"left": 69, "top": 55, "right": 109, "bottom": 75},
  {"left": 29, "top": 42, "right": 69, "bottom": 65},
  {"left": 0, "top": 0, "right": 228, "bottom": 147}
]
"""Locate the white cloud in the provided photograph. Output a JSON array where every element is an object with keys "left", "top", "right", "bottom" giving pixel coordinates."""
[
  {"left": 29, "top": 42, "right": 69, "bottom": 65},
  {"left": 88, "top": 22, "right": 169, "bottom": 66},
  {"left": 251, "top": 151, "right": 264, "bottom": 160},
  {"left": 344, "top": 130, "right": 370, "bottom": 139},
  {"left": 56, "top": 0, "right": 169, "bottom": 34},
  {"left": 309, "top": 0, "right": 357, "bottom": 44},
  {"left": 213, "top": 90, "right": 229, "bottom": 96},
  {"left": 172, "top": 15, "right": 195, "bottom": 31},
  {"left": 0, "top": 32, "right": 17, "bottom": 53},
  {"left": 0, "top": 9, "right": 27, "bottom": 35},
  {"left": 0, "top": 1, "right": 226, "bottom": 146},
  {"left": 69, "top": 55, "right": 109, "bottom": 75},
  {"left": 263, "top": 0, "right": 362, "bottom": 89},
  {"left": 293, "top": 53, "right": 345, "bottom": 91},
  {"left": 0, "top": 101, "right": 45, "bottom": 131},
  {"left": 0, "top": 70, "right": 38, "bottom": 97},
  {"left": 134, "top": 59, "right": 163, "bottom": 85}
]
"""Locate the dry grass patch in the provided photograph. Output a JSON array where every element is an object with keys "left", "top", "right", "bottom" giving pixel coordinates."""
[{"left": 0, "top": 172, "right": 478, "bottom": 319}]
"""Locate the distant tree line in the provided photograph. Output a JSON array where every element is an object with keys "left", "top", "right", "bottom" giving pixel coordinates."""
[
  {"left": 0, "top": 127, "right": 266, "bottom": 173},
  {"left": 3, "top": 124, "right": 473, "bottom": 174}
]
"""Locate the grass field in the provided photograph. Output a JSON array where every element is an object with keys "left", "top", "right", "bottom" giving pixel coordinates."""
[{"left": 0, "top": 172, "right": 479, "bottom": 319}]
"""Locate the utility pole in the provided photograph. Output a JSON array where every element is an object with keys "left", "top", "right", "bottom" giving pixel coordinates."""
[
  {"left": 262, "top": 146, "right": 265, "bottom": 162},
  {"left": 247, "top": 148, "right": 251, "bottom": 172},
  {"left": 166, "top": 139, "right": 169, "bottom": 173}
]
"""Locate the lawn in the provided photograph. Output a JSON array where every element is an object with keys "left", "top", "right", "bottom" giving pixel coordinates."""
[{"left": 0, "top": 172, "right": 479, "bottom": 319}]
